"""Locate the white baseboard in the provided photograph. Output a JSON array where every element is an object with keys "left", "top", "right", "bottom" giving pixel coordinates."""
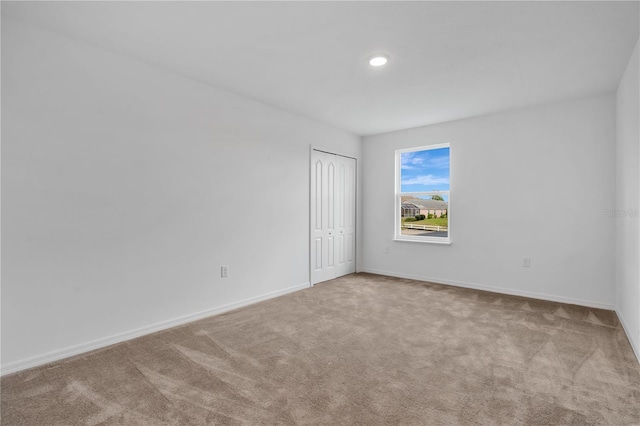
[
  {"left": 1, "top": 282, "right": 310, "bottom": 376},
  {"left": 616, "top": 308, "right": 640, "bottom": 364},
  {"left": 359, "top": 268, "right": 615, "bottom": 310}
]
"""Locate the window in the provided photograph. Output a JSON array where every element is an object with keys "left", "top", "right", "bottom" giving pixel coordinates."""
[{"left": 395, "top": 144, "right": 450, "bottom": 243}]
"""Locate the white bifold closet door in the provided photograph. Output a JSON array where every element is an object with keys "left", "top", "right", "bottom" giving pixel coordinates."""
[{"left": 310, "top": 150, "right": 356, "bottom": 285}]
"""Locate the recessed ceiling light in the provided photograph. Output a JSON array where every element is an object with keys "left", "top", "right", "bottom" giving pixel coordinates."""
[{"left": 369, "top": 55, "right": 388, "bottom": 67}]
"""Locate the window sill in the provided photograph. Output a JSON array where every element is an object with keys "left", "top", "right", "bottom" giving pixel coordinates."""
[{"left": 393, "top": 237, "right": 452, "bottom": 245}]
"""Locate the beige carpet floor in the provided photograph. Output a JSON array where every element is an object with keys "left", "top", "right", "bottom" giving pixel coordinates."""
[{"left": 2, "top": 273, "right": 639, "bottom": 425}]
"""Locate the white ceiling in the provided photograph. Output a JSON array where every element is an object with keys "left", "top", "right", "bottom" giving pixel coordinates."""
[{"left": 3, "top": 1, "right": 639, "bottom": 136}]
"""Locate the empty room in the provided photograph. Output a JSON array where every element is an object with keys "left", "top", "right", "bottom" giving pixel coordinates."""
[{"left": 1, "top": 1, "right": 639, "bottom": 425}]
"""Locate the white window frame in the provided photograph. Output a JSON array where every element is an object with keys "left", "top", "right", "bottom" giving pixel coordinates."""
[{"left": 395, "top": 143, "right": 451, "bottom": 244}]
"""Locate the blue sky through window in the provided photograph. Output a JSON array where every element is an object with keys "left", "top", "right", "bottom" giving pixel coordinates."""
[{"left": 400, "top": 147, "right": 450, "bottom": 193}]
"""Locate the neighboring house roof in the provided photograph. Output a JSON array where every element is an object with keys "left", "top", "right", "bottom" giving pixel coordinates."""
[{"left": 402, "top": 198, "right": 448, "bottom": 210}]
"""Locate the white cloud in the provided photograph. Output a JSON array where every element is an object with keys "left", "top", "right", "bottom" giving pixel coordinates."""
[
  {"left": 401, "top": 151, "right": 449, "bottom": 170},
  {"left": 424, "top": 156, "right": 449, "bottom": 169},
  {"left": 402, "top": 175, "right": 450, "bottom": 186},
  {"left": 401, "top": 153, "right": 424, "bottom": 170}
]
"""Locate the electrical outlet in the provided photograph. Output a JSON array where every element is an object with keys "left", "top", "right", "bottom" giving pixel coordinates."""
[
  {"left": 522, "top": 257, "right": 531, "bottom": 267},
  {"left": 383, "top": 246, "right": 390, "bottom": 255},
  {"left": 221, "top": 265, "right": 229, "bottom": 277}
]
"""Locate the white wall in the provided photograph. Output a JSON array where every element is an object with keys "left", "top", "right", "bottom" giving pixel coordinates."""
[
  {"left": 362, "top": 94, "right": 616, "bottom": 309},
  {"left": 616, "top": 38, "right": 640, "bottom": 361},
  {"left": 1, "top": 17, "right": 361, "bottom": 373}
]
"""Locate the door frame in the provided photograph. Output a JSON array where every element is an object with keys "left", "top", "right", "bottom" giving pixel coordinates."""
[{"left": 309, "top": 146, "right": 358, "bottom": 286}]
